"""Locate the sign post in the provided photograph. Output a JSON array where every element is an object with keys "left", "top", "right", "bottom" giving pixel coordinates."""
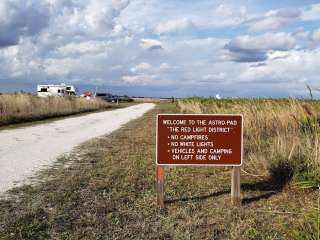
[
  {"left": 156, "top": 114, "right": 243, "bottom": 207},
  {"left": 231, "top": 166, "right": 241, "bottom": 206},
  {"left": 156, "top": 165, "right": 165, "bottom": 208}
]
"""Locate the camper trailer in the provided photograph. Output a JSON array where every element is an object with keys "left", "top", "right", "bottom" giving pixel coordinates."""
[{"left": 37, "top": 84, "right": 77, "bottom": 97}]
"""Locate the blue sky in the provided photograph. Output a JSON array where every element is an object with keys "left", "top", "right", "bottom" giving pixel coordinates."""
[{"left": 0, "top": 0, "right": 320, "bottom": 98}]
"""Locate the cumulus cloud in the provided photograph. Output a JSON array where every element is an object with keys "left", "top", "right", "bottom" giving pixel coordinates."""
[
  {"left": 0, "top": 0, "right": 49, "bottom": 47},
  {"left": 246, "top": 9, "right": 300, "bottom": 32},
  {"left": 239, "top": 49, "right": 320, "bottom": 86},
  {"left": 83, "top": 0, "right": 129, "bottom": 32},
  {"left": 155, "top": 18, "right": 194, "bottom": 34},
  {"left": 1, "top": 0, "right": 320, "bottom": 97},
  {"left": 44, "top": 57, "right": 80, "bottom": 76},
  {"left": 140, "top": 38, "right": 163, "bottom": 50},
  {"left": 0, "top": 0, "right": 134, "bottom": 83},
  {"left": 225, "top": 32, "right": 296, "bottom": 62},
  {"left": 47, "top": 0, "right": 131, "bottom": 38}
]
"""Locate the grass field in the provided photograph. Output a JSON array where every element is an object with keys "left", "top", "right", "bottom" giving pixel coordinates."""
[
  {"left": 0, "top": 101, "right": 319, "bottom": 239},
  {"left": 178, "top": 98, "right": 320, "bottom": 187},
  {"left": 0, "top": 94, "right": 113, "bottom": 126}
]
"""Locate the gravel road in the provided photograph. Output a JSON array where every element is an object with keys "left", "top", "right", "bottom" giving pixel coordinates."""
[{"left": 0, "top": 103, "right": 155, "bottom": 194}]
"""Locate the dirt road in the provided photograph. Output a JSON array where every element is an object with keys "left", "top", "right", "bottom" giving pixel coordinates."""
[{"left": 0, "top": 103, "right": 155, "bottom": 194}]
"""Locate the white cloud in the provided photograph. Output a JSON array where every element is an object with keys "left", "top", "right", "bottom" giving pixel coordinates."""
[
  {"left": 46, "top": 0, "right": 131, "bottom": 38},
  {"left": 203, "top": 3, "right": 247, "bottom": 28},
  {"left": 202, "top": 73, "right": 227, "bottom": 81},
  {"left": 240, "top": 49, "right": 320, "bottom": 85},
  {"left": 301, "top": 3, "right": 320, "bottom": 21},
  {"left": 267, "top": 51, "right": 289, "bottom": 60},
  {"left": 215, "top": 4, "right": 234, "bottom": 18},
  {"left": 155, "top": 18, "right": 193, "bottom": 34},
  {"left": 130, "top": 62, "right": 152, "bottom": 72},
  {"left": 312, "top": 29, "right": 320, "bottom": 42},
  {"left": 110, "top": 24, "right": 127, "bottom": 37},
  {"left": 0, "top": 41, "right": 44, "bottom": 78},
  {"left": 0, "top": 0, "right": 320, "bottom": 98},
  {"left": 225, "top": 32, "right": 297, "bottom": 62},
  {"left": 56, "top": 41, "right": 108, "bottom": 55},
  {"left": 140, "top": 38, "right": 163, "bottom": 50},
  {"left": 83, "top": 0, "right": 129, "bottom": 32},
  {"left": 246, "top": 9, "right": 300, "bottom": 32},
  {"left": 122, "top": 74, "right": 154, "bottom": 83},
  {"left": 293, "top": 28, "right": 310, "bottom": 40},
  {"left": 0, "top": 0, "right": 135, "bottom": 83},
  {"left": 44, "top": 58, "right": 80, "bottom": 75},
  {"left": 229, "top": 32, "right": 296, "bottom": 51},
  {"left": 159, "top": 63, "right": 170, "bottom": 70}
]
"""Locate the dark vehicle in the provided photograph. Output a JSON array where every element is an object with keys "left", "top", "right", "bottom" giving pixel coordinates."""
[{"left": 95, "top": 93, "right": 119, "bottom": 102}]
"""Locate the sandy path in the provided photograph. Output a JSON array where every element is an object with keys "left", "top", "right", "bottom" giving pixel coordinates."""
[{"left": 0, "top": 103, "right": 155, "bottom": 194}]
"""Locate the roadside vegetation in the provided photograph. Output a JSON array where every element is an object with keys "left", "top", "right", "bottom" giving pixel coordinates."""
[
  {"left": 0, "top": 93, "right": 112, "bottom": 126},
  {"left": 178, "top": 98, "right": 320, "bottom": 187},
  {"left": 0, "top": 101, "right": 319, "bottom": 239},
  {"left": 178, "top": 98, "right": 320, "bottom": 238}
]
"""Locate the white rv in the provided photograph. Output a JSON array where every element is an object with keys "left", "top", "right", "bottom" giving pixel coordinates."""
[{"left": 37, "top": 84, "right": 77, "bottom": 97}]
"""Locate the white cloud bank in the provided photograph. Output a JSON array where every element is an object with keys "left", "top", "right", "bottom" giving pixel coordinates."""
[{"left": 0, "top": 0, "right": 320, "bottom": 97}]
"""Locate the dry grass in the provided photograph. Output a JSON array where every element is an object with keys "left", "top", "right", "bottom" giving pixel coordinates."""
[
  {"left": 0, "top": 93, "right": 111, "bottom": 126},
  {"left": 178, "top": 98, "right": 320, "bottom": 185},
  {"left": 178, "top": 98, "right": 320, "bottom": 239},
  {"left": 0, "top": 102, "right": 319, "bottom": 239}
]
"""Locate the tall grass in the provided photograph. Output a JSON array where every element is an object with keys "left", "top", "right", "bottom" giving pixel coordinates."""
[
  {"left": 178, "top": 98, "right": 320, "bottom": 186},
  {"left": 178, "top": 98, "right": 320, "bottom": 239},
  {"left": 178, "top": 98, "right": 320, "bottom": 240},
  {"left": 0, "top": 93, "right": 110, "bottom": 126}
]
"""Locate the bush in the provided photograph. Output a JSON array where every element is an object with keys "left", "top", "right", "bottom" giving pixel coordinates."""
[
  {"left": 268, "top": 154, "right": 319, "bottom": 188},
  {"left": 269, "top": 156, "right": 296, "bottom": 187}
]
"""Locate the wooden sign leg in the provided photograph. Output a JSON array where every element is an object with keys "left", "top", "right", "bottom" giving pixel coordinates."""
[
  {"left": 231, "top": 166, "right": 241, "bottom": 206},
  {"left": 156, "top": 165, "right": 165, "bottom": 208}
]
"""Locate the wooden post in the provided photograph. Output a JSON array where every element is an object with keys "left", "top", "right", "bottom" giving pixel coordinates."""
[
  {"left": 231, "top": 166, "right": 241, "bottom": 206},
  {"left": 156, "top": 165, "right": 165, "bottom": 208}
]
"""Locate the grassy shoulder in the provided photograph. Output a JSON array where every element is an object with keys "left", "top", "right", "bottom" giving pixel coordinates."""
[{"left": 0, "top": 102, "right": 318, "bottom": 239}]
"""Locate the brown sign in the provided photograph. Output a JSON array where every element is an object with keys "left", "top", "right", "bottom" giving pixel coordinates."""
[{"left": 157, "top": 114, "right": 243, "bottom": 166}]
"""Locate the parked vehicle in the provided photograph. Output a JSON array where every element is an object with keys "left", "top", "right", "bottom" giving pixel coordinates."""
[
  {"left": 37, "top": 84, "right": 77, "bottom": 97},
  {"left": 81, "top": 91, "right": 94, "bottom": 100},
  {"left": 95, "top": 92, "right": 119, "bottom": 102}
]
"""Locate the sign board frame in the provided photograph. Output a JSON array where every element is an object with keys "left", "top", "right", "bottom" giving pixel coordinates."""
[{"left": 156, "top": 113, "right": 243, "bottom": 167}]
